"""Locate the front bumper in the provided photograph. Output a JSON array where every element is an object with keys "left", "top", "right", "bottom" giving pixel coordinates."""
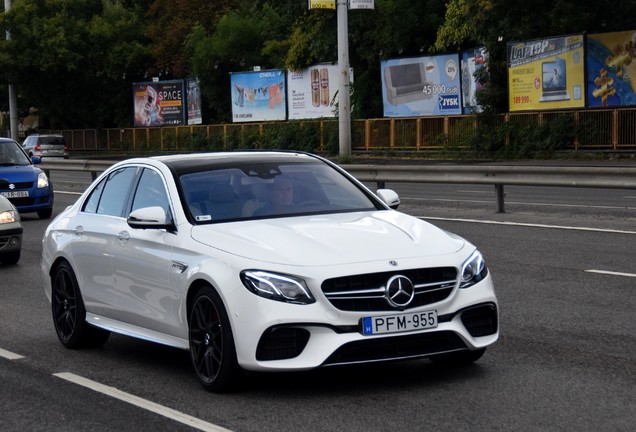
[
  {"left": 0, "top": 226, "right": 23, "bottom": 253},
  {"left": 229, "top": 273, "right": 499, "bottom": 372}
]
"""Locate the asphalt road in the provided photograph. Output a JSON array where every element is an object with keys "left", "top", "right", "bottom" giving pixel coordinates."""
[{"left": 1, "top": 176, "right": 634, "bottom": 432}]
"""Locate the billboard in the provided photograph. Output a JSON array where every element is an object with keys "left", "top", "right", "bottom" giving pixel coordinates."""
[
  {"left": 461, "top": 47, "right": 488, "bottom": 114},
  {"left": 587, "top": 30, "right": 636, "bottom": 107},
  {"left": 381, "top": 54, "right": 462, "bottom": 117},
  {"left": 230, "top": 70, "right": 286, "bottom": 123},
  {"left": 133, "top": 80, "right": 186, "bottom": 127},
  {"left": 186, "top": 78, "right": 203, "bottom": 125},
  {"left": 507, "top": 34, "right": 585, "bottom": 111},
  {"left": 287, "top": 64, "right": 339, "bottom": 120}
]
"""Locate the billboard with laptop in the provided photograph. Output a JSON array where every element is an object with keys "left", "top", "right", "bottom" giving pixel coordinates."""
[
  {"left": 381, "top": 54, "right": 462, "bottom": 117},
  {"left": 507, "top": 34, "right": 585, "bottom": 111},
  {"left": 587, "top": 30, "right": 636, "bottom": 108}
]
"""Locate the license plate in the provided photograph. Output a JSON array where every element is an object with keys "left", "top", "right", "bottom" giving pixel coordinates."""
[
  {"left": 362, "top": 309, "right": 438, "bottom": 335},
  {"left": 1, "top": 191, "right": 29, "bottom": 198}
]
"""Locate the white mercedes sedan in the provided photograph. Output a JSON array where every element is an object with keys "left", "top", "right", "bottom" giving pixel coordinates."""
[{"left": 42, "top": 151, "right": 498, "bottom": 392}]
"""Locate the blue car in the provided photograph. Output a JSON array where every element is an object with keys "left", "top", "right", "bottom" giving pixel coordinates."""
[{"left": 0, "top": 138, "right": 54, "bottom": 219}]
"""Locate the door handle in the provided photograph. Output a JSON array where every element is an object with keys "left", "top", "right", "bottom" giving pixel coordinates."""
[{"left": 117, "top": 231, "right": 130, "bottom": 242}]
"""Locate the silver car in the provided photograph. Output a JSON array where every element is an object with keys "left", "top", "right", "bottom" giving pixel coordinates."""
[
  {"left": 22, "top": 134, "right": 69, "bottom": 159},
  {"left": 0, "top": 194, "right": 22, "bottom": 264}
]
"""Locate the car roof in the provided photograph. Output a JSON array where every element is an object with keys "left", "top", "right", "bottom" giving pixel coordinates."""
[{"left": 128, "top": 151, "right": 325, "bottom": 175}]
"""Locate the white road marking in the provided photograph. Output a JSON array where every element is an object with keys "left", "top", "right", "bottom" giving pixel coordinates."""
[
  {"left": 584, "top": 270, "right": 636, "bottom": 278},
  {"left": 421, "top": 216, "right": 636, "bottom": 235},
  {"left": 0, "top": 347, "right": 25, "bottom": 360},
  {"left": 53, "top": 372, "right": 233, "bottom": 432}
]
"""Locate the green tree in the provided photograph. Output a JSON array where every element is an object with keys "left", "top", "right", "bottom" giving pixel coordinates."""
[
  {"left": 434, "top": 0, "right": 636, "bottom": 113},
  {"left": 0, "top": 0, "right": 152, "bottom": 128}
]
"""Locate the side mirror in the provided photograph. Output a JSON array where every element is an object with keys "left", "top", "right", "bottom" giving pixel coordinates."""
[
  {"left": 127, "top": 206, "right": 174, "bottom": 230},
  {"left": 376, "top": 189, "right": 401, "bottom": 210},
  {"left": 31, "top": 155, "right": 41, "bottom": 164}
]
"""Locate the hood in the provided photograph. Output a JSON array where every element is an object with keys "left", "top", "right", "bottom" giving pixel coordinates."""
[
  {"left": 190, "top": 211, "right": 464, "bottom": 266},
  {"left": 0, "top": 164, "right": 40, "bottom": 183}
]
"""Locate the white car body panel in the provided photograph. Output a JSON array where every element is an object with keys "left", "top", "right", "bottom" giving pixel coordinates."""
[{"left": 42, "top": 151, "right": 499, "bottom": 381}]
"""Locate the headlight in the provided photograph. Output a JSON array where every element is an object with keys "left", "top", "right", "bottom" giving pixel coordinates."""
[
  {"left": 37, "top": 172, "right": 50, "bottom": 189},
  {"left": 460, "top": 250, "right": 488, "bottom": 288},
  {"left": 0, "top": 209, "right": 18, "bottom": 224},
  {"left": 240, "top": 270, "right": 315, "bottom": 304}
]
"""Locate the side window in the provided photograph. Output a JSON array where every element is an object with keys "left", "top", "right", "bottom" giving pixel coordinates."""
[
  {"left": 95, "top": 167, "right": 137, "bottom": 217},
  {"left": 82, "top": 178, "right": 106, "bottom": 213},
  {"left": 131, "top": 168, "right": 170, "bottom": 215}
]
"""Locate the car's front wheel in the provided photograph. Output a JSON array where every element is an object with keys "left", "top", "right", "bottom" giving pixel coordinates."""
[
  {"left": 189, "top": 285, "right": 241, "bottom": 392},
  {"left": 430, "top": 347, "right": 486, "bottom": 366},
  {"left": 51, "top": 261, "right": 110, "bottom": 348}
]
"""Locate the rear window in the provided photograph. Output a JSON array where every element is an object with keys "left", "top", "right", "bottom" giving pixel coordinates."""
[{"left": 40, "top": 136, "right": 65, "bottom": 145}]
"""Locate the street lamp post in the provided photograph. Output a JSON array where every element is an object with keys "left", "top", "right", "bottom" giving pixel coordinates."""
[
  {"left": 336, "top": 0, "right": 351, "bottom": 158},
  {"left": 4, "top": 0, "right": 18, "bottom": 140}
]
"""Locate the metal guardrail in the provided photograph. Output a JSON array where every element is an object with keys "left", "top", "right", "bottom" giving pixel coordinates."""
[
  {"left": 40, "top": 159, "right": 118, "bottom": 181},
  {"left": 40, "top": 159, "right": 636, "bottom": 213}
]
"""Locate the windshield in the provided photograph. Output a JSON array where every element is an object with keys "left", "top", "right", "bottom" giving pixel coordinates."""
[
  {"left": 0, "top": 141, "right": 32, "bottom": 166},
  {"left": 180, "top": 161, "right": 381, "bottom": 223}
]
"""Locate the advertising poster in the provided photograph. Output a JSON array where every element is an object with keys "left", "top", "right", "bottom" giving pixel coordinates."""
[
  {"left": 507, "top": 34, "right": 585, "bottom": 111},
  {"left": 133, "top": 80, "right": 185, "bottom": 127},
  {"left": 461, "top": 47, "right": 488, "bottom": 114},
  {"left": 186, "top": 78, "right": 203, "bottom": 125},
  {"left": 587, "top": 30, "right": 636, "bottom": 107},
  {"left": 287, "top": 64, "right": 339, "bottom": 120},
  {"left": 230, "top": 70, "right": 286, "bottom": 123},
  {"left": 381, "top": 54, "right": 462, "bottom": 117}
]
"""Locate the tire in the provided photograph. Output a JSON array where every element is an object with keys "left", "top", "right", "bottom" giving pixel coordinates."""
[
  {"left": 430, "top": 347, "right": 486, "bottom": 366},
  {"left": 0, "top": 251, "right": 20, "bottom": 265},
  {"left": 38, "top": 208, "right": 53, "bottom": 219},
  {"left": 51, "top": 261, "right": 110, "bottom": 349},
  {"left": 189, "top": 285, "right": 241, "bottom": 392}
]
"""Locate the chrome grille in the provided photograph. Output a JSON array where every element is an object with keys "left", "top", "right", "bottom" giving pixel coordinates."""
[{"left": 321, "top": 267, "right": 457, "bottom": 312}]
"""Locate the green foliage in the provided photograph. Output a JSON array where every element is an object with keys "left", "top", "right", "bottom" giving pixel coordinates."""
[
  {"left": 1, "top": 0, "right": 635, "bottom": 138},
  {"left": 0, "top": 0, "right": 152, "bottom": 128}
]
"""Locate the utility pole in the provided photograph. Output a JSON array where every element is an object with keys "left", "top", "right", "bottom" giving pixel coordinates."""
[
  {"left": 336, "top": 0, "right": 351, "bottom": 158},
  {"left": 4, "top": 0, "right": 18, "bottom": 140}
]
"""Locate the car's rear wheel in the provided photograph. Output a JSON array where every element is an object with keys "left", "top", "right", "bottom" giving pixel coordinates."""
[
  {"left": 51, "top": 261, "right": 110, "bottom": 348},
  {"left": 430, "top": 347, "right": 486, "bottom": 366},
  {"left": 189, "top": 285, "right": 241, "bottom": 392},
  {"left": 38, "top": 208, "right": 53, "bottom": 219},
  {"left": 0, "top": 251, "right": 20, "bottom": 265}
]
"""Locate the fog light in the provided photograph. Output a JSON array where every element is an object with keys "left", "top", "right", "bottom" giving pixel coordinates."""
[{"left": 9, "top": 237, "right": 19, "bottom": 246}]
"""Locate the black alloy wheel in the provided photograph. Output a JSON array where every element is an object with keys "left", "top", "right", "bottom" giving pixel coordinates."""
[
  {"left": 189, "top": 285, "right": 240, "bottom": 392},
  {"left": 51, "top": 261, "right": 109, "bottom": 348}
]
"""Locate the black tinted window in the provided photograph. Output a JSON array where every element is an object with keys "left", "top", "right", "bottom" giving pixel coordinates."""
[
  {"left": 83, "top": 178, "right": 106, "bottom": 213},
  {"left": 131, "top": 168, "right": 170, "bottom": 215},
  {"left": 95, "top": 167, "right": 137, "bottom": 217},
  {"left": 41, "top": 136, "right": 65, "bottom": 145}
]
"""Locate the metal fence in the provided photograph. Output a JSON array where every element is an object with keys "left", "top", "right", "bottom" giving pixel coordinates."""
[{"left": 41, "top": 108, "right": 636, "bottom": 154}]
